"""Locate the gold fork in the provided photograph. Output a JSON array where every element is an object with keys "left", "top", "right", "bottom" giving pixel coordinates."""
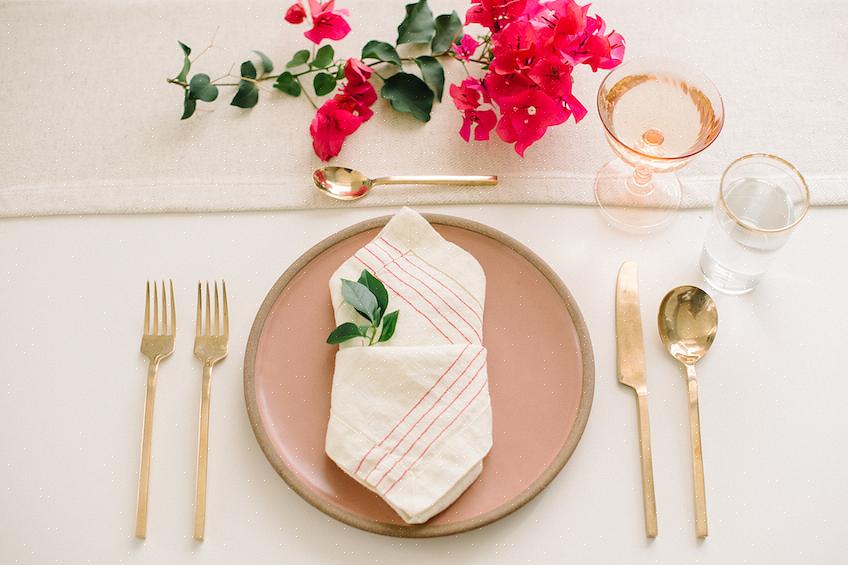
[
  {"left": 193, "top": 281, "right": 229, "bottom": 541},
  {"left": 135, "top": 280, "right": 176, "bottom": 540}
]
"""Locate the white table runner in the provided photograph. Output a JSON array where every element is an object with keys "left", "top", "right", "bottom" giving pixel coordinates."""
[{"left": 1, "top": 0, "right": 846, "bottom": 217}]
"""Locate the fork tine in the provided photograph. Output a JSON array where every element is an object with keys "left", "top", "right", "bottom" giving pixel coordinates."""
[
  {"left": 144, "top": 281, "right": 151, "bottom": 335},
  {"left": 214, "top": 281, "right": 220, "bottom": 337},
  {"left": 169, "top": 279, "right": 176, "bottom": 336},
  {"left": 205, "top": 281, "right": 211, "bottom": 336},
  {"left": 153, "top": 281, "right": 159, "bottom": 336},
  {"left": 222, "top": 280, "right": 229, "bottom": 339},
  {"left": 196, "top": 282, "right": 202, "bottom": 337},
  {"left": 160, "top": 281, "right": 167, "bottom": 335}
]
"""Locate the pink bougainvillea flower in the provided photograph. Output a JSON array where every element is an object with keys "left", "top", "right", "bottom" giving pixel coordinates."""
[
  {"left": 551, "top": 0, "right": 589, "bottom": 37},
  {"left": 450, "top": 78, "right": 490, "bottom": 109},
  {"left": 450, "top": 0, "right": 623, "bottom": 156},
  {"left": 495, "top": 88, "right": 569, "bottom": 156},
  {"left": 451, "top": 34, "right": 480, "bottom": 61},
  {"left": 490, "top": 19, "right": 538, "bottom": 75},
  {"left": 340, "top": 58, "right": 377, "bottom": 112},
  {"left": 528, "top": 55, "right": 573, "bottom": 99},
  {"left": 564, "top": 92, "right": 587, "bottom": 122},
  {"left": 343, "top": 57, "right": 372, "bottom": 84},
  {"left": 460, "top": 107, "right": 498, "bottom": 141},
  {"left": 449, "top": 78, "right": 497, "bottom": 141},
  {"left": 579, "top": 16, "right": 625, "bottom": 71},
  {"left": 310, "top": 97, "right": 364, "bottom": 161},
  {"left": 466, "top": 0, "right": 527, "bottom": 31},
  {"left": 303, "top": 0, "right": 351, "bottom": 44},
  {"left": 485, "top": 70, "right": 535, "bottom": 103},
  {"left": 309, "top": 58, "right": 377, "bottom": 161},
  {"left": 284, "top": 2, "right": 307, "bottom": 24}
]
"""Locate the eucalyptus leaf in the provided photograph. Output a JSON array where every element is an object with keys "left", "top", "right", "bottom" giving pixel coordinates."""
[
  {"left": 326, "top": 322, "right": 364, "bottom": 344},
  {"left": 397, "top": 0, "right": 436, "bottom": 45},
  {"left": 360, "top": 40, "right": 401, "bottom": 66},
  {"left": 188, "top": 73, "right": 219, "bottom": 102},
  {"left": 240, "top": 60, "right": 257, "bottom": 80},
  {"left": 181, "top": 92, "right": 196, "bottom": 120},
  {"left": 253, "top": 50, "right": 274, "bottom": 74},
  {"left": 273, "top": 72, "right": 302, "bottom": 97},
  {"left": 357, "top": 270, "right": 388, "bottom": 321},
  {"left": 381, "top": 72, "right": 434, "bottom": 122},
  {"left": 313, "top": 72, "right": 337, "bottom": 96},
  {"left": 414, "top": 55, "right": 445, "bottom": 101},
  {"left": 431, "top": 12, "right": 463, "bottom": 55},
  {"left": 312, "top": 45, "right": 335, "bottom": 69},
  {"left": 231, "top": 81, "right": 259, "bottom": 108},
  {"left": 341, "top": 279, "right": 379, "bottom": 322},
  {"left": 179, "top": 41, "right": 191, "bottom": 56},
  {"left": 379, "top": 310, "right": 399, "bottom": 342},
  {"left": 286, "top": 49, "right": 310, "bottom": 68}
]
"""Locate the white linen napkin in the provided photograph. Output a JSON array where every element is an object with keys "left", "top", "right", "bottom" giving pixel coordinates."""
[{"left": 325, "top": 208, "right": 492, "bottom": 524}]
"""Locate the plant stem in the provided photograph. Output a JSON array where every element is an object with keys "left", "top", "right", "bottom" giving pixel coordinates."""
[{"left": 297, "top": 77, "right": 319, "bottom": 109}]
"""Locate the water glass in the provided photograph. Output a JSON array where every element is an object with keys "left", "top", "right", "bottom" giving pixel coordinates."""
[{"left": 700, "top": 154, "right": 809, "bottom": 294}]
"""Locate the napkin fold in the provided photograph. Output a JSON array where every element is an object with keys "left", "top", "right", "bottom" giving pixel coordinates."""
[{"left": 325, "top": 208, "right": 492, "bottom": 524}]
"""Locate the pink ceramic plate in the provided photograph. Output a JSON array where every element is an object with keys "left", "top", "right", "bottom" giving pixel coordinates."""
[{"left": 244, "top": 214, "right": 594, "bottom": 537}]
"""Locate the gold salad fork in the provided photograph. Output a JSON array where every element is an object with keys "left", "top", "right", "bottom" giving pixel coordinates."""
[
  {"left": 135, "top": 280, "right": 175, "bottom": 539},
  {"left": 193, "top": 281, "right": 229, "bottom": 541}
]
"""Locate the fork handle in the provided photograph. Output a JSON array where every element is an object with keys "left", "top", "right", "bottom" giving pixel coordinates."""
[
  {"left": 194, "top": 363, "right": 213, "bottom": 541},
  {"left": 135, "top": 361, "right": 158, "bottom": 539}
]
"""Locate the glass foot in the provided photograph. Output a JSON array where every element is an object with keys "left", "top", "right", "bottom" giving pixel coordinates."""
[{"left": 593, "top": 160, "right": 682, "bottom": 234}]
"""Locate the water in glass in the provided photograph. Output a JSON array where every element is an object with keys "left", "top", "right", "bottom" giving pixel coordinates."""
[{"left": 701, "top": 178, "right": 795, "bottom": 293}]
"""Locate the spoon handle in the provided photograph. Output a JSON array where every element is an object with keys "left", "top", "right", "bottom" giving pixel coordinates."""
[
  {"left": 686, "top": 365, "right": 708, "bottom": 538},
  {"left": 371, "top": 175, "right": 498, "bottom": 187}
]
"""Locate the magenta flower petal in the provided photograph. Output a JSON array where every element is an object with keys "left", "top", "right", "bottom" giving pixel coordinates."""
[{"left": 304, "top": 11, "right": 351, "bottom": 43}]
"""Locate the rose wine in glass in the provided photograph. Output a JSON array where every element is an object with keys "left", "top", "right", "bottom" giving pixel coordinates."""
[{"left": 595, "top": 58, "right": 724, "bottom": 233}]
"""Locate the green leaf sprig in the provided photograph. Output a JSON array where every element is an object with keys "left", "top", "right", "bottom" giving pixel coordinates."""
[
  {"left": 168, "top": 0, "right": 465, "bottom": 123},
  {"left": 327, "top": 270, "right": 399, "bottom": 346}
]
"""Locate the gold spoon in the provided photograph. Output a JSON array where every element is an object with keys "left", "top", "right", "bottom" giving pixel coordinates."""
[
  {"left": 313, "top": 166, "right": 498, "bottom": 201},
  {"left": 657, "top": 285, "right": 718, "bottom": 539}
]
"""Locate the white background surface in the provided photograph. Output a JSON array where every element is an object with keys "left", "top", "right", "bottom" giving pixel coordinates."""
[{"left": 1, "top": 204, "right": 845, "bottom": 564}]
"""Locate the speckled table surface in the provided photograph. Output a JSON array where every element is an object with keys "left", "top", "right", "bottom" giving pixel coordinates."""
[{"left": 1, "top": 204, "right": 844, "bottom": 564}]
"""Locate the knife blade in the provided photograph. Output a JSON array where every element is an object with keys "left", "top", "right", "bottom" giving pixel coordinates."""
[
  {"left": 615, "top": 261, "right": 658, "bottom": 538},
  {"left": 616, "top": 262, "right": 647, "bottom": 393}
]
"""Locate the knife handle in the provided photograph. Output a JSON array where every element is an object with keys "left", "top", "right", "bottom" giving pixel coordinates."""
[{"left": 637, "top": 393, "right": 658, "bottom": 538}]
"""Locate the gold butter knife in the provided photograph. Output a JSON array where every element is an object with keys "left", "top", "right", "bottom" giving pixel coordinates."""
[{"left": 615, "top": 262, "right": 658, "bottom": 538}]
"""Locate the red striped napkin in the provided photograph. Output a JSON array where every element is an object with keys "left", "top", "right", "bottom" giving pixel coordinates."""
[{"left": 325, "top": 208, "right": 492, "bottom": 524}]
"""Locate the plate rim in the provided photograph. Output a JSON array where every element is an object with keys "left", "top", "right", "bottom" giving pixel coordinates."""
[{"left": 243, "top": 213, "right": 595, "bottom": 538}]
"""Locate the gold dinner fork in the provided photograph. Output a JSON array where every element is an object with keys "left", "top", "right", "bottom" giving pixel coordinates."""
[
  {"left": 193, "top": 281, "right": 229, "bottom": 541},
  {"left": 135, "top": 280, "right": 175, "bottom": 540}
]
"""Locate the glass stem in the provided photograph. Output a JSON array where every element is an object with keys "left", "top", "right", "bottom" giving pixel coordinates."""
[{"left": 627, "top": 166, "right": 654, "bottom": 196}]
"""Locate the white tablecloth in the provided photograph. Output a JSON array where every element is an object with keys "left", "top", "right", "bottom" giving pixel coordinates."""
[
  {"left": 0, "top": 205, "right": 844, "bottom": 563},
  {"left": 1, "top": 0, "right": 847, "bottom": 217}
]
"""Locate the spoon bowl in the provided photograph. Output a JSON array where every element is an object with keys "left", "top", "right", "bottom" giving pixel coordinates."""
[
  {"left": 657, "top": 285, "right": 718, "bottom": 366},
  {"left": 313, "top": 167, "right": 372, "bottom": 200},
  {"left": 313, "top": 166, "right": 498, "bottom": 201}
]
